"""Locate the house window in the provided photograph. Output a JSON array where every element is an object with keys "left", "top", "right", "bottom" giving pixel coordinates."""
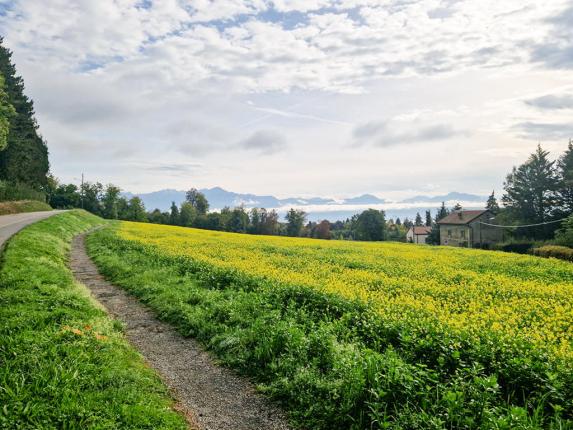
[
  {"left": 447, "top": 230, "right": 452, "bottom": 238},
  {"left": 461, "top": 230, "right": 466, "bottom": 239}
]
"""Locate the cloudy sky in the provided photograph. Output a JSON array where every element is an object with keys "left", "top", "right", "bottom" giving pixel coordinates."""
[{"left": 0, "top": 0, "right": 572, "bottom": 199}]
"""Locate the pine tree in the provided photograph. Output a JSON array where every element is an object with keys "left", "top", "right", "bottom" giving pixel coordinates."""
[
  {"left": 503, "top": 145, "right": 561, "bottom": 239},
  {"left": 503, "top": 145, "right": 560, "bottom": 223},
  {"left": 436, "top": 202, "right": 449, "bottom": 220},
  {"left": 415, "top": 212, "right": 423, "bottom": 226},
  {"left": 558, "top": 139, "right": 573, "bottom": 214},
  {"left": 0, "top": 73, "right": 15, "bottom": 151},
  {"left": 485, "top": 190, "right": 500, "bottom": 214},
  {"left": 425, "top": 210, "right": 432, "bottom": 227},
  {"left": 0, "top": 39, "right": 49, "bottom": 187},
  {"left": 169, "top": 201, "right": 180, "bottom": 225}
]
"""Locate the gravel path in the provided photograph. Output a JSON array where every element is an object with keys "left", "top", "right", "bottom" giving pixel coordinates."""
[{"left": 70, "top": 233, "right": 292, "bottom": 430}]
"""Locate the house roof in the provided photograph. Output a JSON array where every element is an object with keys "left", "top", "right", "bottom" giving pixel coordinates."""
[
  {"left": 437, "top": 210, "right": 489, "bottom": 225},
  {"left": 410, "top": 226, "right": 432, "bottom": 235}
]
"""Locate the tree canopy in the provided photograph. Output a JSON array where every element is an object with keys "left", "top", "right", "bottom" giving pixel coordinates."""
[{"left": 0, "top": 39, "right": 49, "bottom": 188}]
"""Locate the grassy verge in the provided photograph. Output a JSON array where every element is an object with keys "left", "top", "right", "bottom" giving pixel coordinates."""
[
  {"left": 0, "top": 200, "right": 52, "bottom": 215},
  {"left": 0, "top": 211, "right": 187, "bottom": 429},
  {"left": 87, "top": 224, "right": 572, "bottom": 429}
]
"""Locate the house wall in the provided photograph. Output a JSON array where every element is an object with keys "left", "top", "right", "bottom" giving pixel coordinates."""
[
  {"left": 440, "top": 212, "right": 504, "bottom": 248},
  {"left": 414, "top": 234, "right": 428, "bottom": 244},
  {"left": 469, "top": 213, "right": 504, "bottom": 248},
  {"left": 439, "top": 224, "right": 471, "bottom": 247},
  {"left": 407, "top": 229, "right": 429, "bottom": 244}
]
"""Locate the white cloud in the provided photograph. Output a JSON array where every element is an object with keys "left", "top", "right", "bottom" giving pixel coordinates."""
[{"left": 0, "top": 0, "right": 572, "bottom": 196}]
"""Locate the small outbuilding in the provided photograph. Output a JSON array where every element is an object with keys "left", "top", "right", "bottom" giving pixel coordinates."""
[
  {"left": 406, "top": 225, "right": 432, "bottom": 244},
  {"left": 437, "top": 209, "right": 503, "bottom": 248}
]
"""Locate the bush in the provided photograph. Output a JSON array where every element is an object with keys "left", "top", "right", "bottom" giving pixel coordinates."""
[
  {"left": 0, "top": 180, "right": 46, "bottom": 202},
  {"left": 491, "top": 241, "right": 537, "bottom": 254},
  {"left": 532, "top": 245, "right": 573, "bottom": 262},
  {"left": 555, "top": 215, "right": 573, "bottom": 248}
]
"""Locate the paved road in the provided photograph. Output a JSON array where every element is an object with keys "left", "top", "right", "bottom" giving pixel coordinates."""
[{"left": 0, "top": 210, "right": 66, "bottom": 250}]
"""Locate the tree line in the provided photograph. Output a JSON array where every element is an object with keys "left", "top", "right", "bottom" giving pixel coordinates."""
[
  {"left": 31, "top": 141, "right": 573, "bottom": 247},
  {"left": 1, "top": 37, "right": 572, "bottom": 246}
]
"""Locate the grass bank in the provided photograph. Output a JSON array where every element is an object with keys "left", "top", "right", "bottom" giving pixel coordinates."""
[
  {"left": 0, "top": 199, "right": 52, "bottom": 215},
  {"left": 0, "top": 211, "right": 187, "bottom": 429},
  {"left": 88, "top": 222, "right": 573, "bottom": 429}
]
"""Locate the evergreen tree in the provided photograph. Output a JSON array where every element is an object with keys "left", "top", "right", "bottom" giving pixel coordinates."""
[
  {"left": 0, "top": 73, "right": 15, "bottom": 151},
  {"left": 437, "top": 202, "right": 449, "bottom": 220},
  {"left": 395, "top": 217, "right": 402, "bottom": 226},
  {"left": 414, "top": 212, "right": 423, "bottom": 226},
  {"left": 169, "top": 201, "right": 180, "bottom": 225},
  {"left": 425, "top": 210, "right": 432, "bottom": 227},
  {"left": 503, "top": 145, "right": 560, "bottom": 223},
  {"left": 557, "top": 139, "right": 573, "bottom": 214},
  {"left": 403, "top": 217, "right": 413, "bottom": 229},
  {"left": 0, "top": 39, "right": 49, "bottom": 187},
  {"left": 485, "top": 190, "right": 500, "bottom": 214},
  {"left": 503, "top": 145, "right": 561, "bottom": 239},
  {"left": 555, "top": 214, "right": 573, "bottom": 247}
]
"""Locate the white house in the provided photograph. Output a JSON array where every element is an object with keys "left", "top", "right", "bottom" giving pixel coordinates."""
[{"left": 406, "top": 226, "right": 432, "bottom": 244}]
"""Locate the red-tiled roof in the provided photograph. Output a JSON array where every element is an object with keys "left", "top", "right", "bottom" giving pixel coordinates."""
[
  {"left": 411, "top": 226, "right": 432, "bottom": 235},
  {"left": 437, "top": 210, "right": 488, "bottom": 225}
]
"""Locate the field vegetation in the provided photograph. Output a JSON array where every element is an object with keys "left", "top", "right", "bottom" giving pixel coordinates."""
[
  {"left": 88, "top": 221, "right": 573, "bottom": 429},
  {"left": 0, "top": 211, "right": 187, "bottom": 429},
  {"left": 0, "top": 199, "right": 52, "bottom": 215}
]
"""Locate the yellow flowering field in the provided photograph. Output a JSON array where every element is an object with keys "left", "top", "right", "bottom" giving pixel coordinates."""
[{"left": 117, "top": 221, "right": 573, "bottom": 361}]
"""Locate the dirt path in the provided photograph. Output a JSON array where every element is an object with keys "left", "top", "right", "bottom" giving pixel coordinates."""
[{"left": 70, "top": 233, "right": 292, "bottom": 430}]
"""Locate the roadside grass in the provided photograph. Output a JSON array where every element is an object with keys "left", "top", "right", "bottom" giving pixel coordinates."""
[
  {"left": 0, "top": 211, "right": 187, "bottom": 429},
  {"left": 0, "top": 200, "right": 52, "bottom": 215},
  {"left": 87, "top": 224, "right": 572, "bottom": 430}
]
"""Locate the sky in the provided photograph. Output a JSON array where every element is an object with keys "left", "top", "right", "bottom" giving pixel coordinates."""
[{"left": 0, "top": 0, "right": 572, "bottom": 200}]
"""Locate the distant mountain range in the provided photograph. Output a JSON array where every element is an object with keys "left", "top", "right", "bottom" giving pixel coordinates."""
[
  {"left": 123, "top": 187, "right": 486, "bottom": 221},
  {"left": 401, "top": 192, "right": 486, "bottom": 203}
]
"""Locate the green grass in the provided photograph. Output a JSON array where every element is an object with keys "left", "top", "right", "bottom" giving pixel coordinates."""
[
  {"left": 0, "top": 211, "right": 187, "bottom": 429},
  {"left": 87, "top": 224, "right": 573, "bottom": 430},
  {"left": 0, "top": 199, "right": 52, "bottom": 215}
]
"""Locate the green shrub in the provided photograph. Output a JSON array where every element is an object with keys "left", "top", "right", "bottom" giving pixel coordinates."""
[
  {"left": 491, "top": 241, "right": 536, "bottom": 254},
  {"left": 555, "top": 215, "right": 573, "bottom": 248},
  {"left": 532, "top": 245, "right": 573, "bottom": 262},
  {"left": 0, "top": 180, "right": 46, "bottom": 202}
]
